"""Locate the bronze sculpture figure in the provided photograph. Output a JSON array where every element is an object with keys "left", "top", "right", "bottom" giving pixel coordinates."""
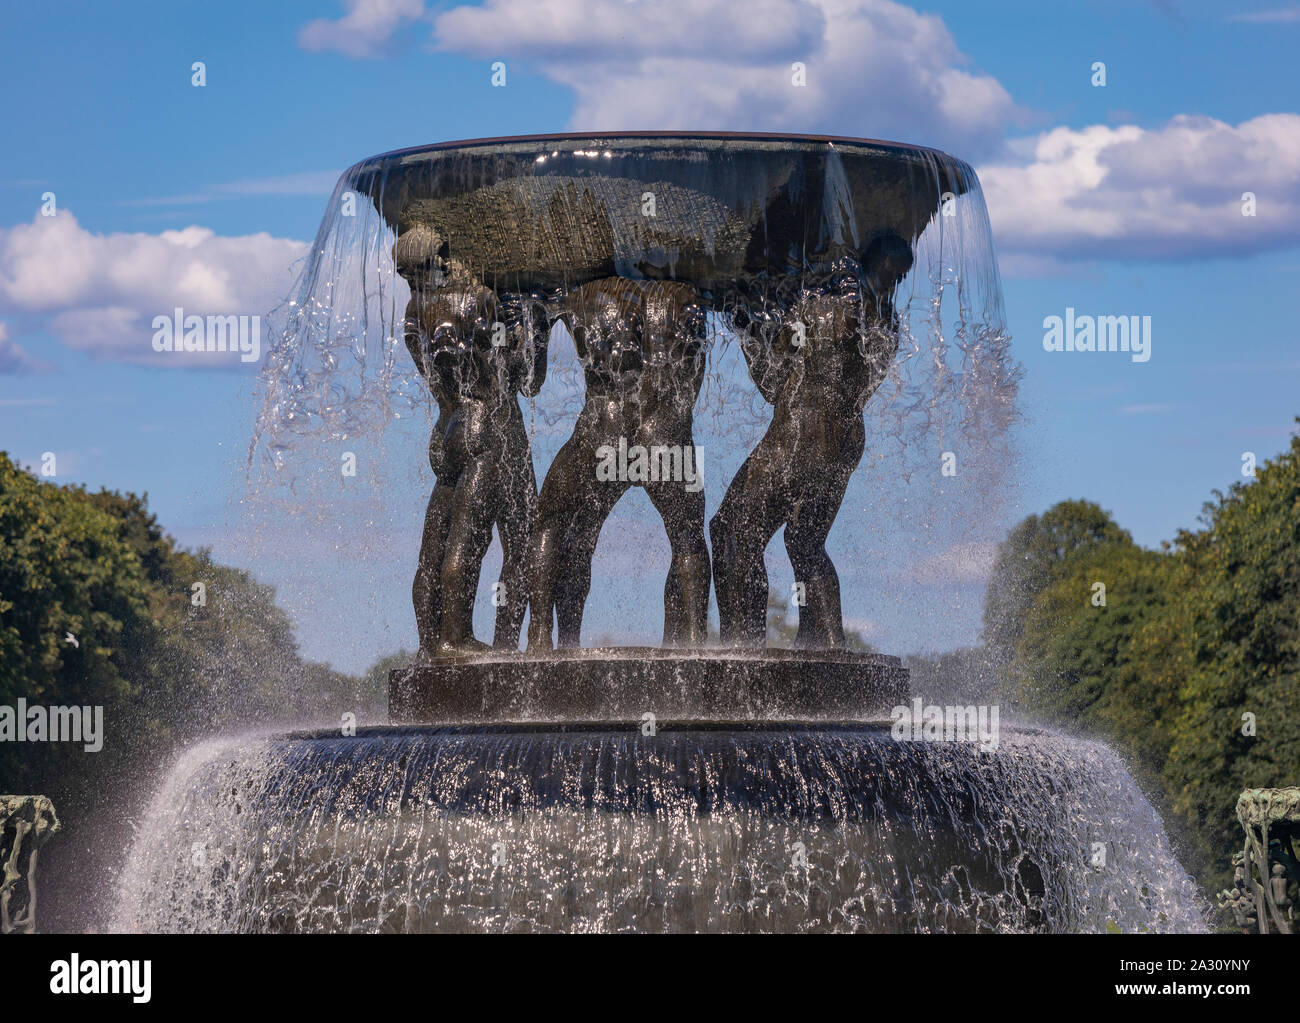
[
  {"left": 397, "top": 227, "right": 549, "bottom": 655},
  {"left": 711, "top": 234, "right": 914, "bottom": 648},
  {"left": 527, "top": 277, "right": 711, "bottom": 650},
  {"left": 339, "top": 135, "right": 970, "bottom": 660}
]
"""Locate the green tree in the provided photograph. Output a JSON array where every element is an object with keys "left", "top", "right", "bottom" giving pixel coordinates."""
[
  {"left": 0, "top": 454, "right": 153, "bottom": 802},
  {"left": 992, "top": 433, "right": 1300, "bottom": 901},
  {"left": 1164, "top": 432, "right": 1300, "bottom": 885},
  {"left": 982, "top": 500, "right": 1133, "bottom": 666},
  {"left": 1004, "top": 540, "right": 1183, "bottom": 775}
]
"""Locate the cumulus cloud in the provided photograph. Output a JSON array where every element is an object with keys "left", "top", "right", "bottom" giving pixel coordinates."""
[
  {"left": 429, "top": 0, "right": 1019, "bottom": 157},
  {"left": 293, "top": 1, "right": 1300, "bottom": 264},
  {"left": 980, "top": 114, "right": 1300, "bottom": 260},
  {"left": 301, "top": 0, "right": 1019, "bottom": 155},
  {"left": 0, "top": 212, "right": 307, "bottom": 367},
  {"left": 298, "top": 0, "right": 426, "bottom": 59}
]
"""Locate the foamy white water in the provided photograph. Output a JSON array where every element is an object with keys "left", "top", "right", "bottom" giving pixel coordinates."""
[{"left": 113, "top": 725, "right": 1206, "bottom": 933}]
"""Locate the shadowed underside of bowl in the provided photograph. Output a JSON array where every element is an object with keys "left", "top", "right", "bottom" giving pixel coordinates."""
[{"left": 346, "top": 132, "right": 975, "bottom": 292}]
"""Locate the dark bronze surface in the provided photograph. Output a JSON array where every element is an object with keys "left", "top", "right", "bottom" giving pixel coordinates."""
[
  {"left": 389, "top": 647, "right": 908, "bottom": 723},
  {"left": 375, "top": 133, "right": 953, "bottom": 659},
  {"left": 713, "top": 234, "right": 914, "bottom": 647},
  {"left": 528, "top": 278, "right": 709, "bottom": 651},
  {"left": 350, "top": 133, "right": 970, "bottom": 293},
  {"left": 399, "top": 261, "right": 549, "bottom": 654}
]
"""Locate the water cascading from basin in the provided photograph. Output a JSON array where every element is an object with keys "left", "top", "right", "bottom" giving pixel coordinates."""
[
  {"left": 251, "top": 133, "right": 1017, "bottom": 471},
  {"left": 113, "top": 725, "right": 1205, "bottom": 933},
  {"left": 245, "top": 135, "right": 1022, "bottom": 655}
]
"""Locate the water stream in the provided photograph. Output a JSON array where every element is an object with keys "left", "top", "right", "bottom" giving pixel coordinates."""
[{"left": 113, "top": 724, "right": 1206, "bottom": 933}]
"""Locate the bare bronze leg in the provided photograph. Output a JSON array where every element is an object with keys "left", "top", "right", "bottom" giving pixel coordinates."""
[
  {"left": 786, "top": 496, "right": 845, "bottom": 648},
  {"left": 414, "top": 479, "right": 456, "bottom": 658},
  {"left": 662, "top": 566, "right": 683, "bottom": 646},
  {"left": 529, "top": 434, "right": 627, "bottom": 650},
  {"left": 644, "top": 456, "right": 710, "bottom": 646},
  {"left": 492, "top": 455, "right": 535, "bottom": 650},
  {"left": 788, "top": 416, "right": 863, "bottom": 648},
  {"left": 554, "top": 502, "right": 609, "bottom": 648},
  {"left": 438, "top": 457, "right": 498, "bottom": 652},
  {"left": 710, "top": 448, "right": 786, "bottom": 647}
]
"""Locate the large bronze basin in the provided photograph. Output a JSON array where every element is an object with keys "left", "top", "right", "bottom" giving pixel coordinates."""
[{"left": 345, "top": 132, "right": 973, "bottom": 293}]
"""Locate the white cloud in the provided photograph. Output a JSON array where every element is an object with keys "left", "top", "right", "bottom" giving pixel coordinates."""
[
  {"left": 1227, "top": 6, "right": 1300, "bottom": 22},
  {"left": 290, "top": 2, "right": 1300, "bottom": 264},
  {"left": 429, "top": 0, "right": 1018, "bottom": 157},
  {"left": 123, "top": 170, "right": 342, "bottom": 207},
  {"left": 298, "top": 0, "right": 426, "bottom": 59},
  {"left": 980, "top": 114, "right": 1300, "bottom": 260},
  {"left": 898, "top": 541, "right": 999, "bottom": 586},
  {"left": 0, "top": 321, "right": 41, "bottom": 373},
  {"left": 0, "top": 212, "right": 306, "bottom": 367}
]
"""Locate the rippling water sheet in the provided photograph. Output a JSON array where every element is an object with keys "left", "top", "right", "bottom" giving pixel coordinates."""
[
  {"left": 249, "top": 133, "right": 1020, "bottom": 480},
  {"left": 238, "top": 135, "right": 1025, "bottom": 660},
  {"left": 113, "top": 726, "right": 1207, "bottom": 934}
]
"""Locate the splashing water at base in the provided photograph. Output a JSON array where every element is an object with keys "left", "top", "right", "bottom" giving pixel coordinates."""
[{"left": 113, "top": 725, "right": 1206, "bottom": 933}]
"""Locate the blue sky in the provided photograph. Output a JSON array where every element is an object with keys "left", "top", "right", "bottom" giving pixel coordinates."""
[{"left": 2, "top": 0, "right": 1298, "bottom": 672}]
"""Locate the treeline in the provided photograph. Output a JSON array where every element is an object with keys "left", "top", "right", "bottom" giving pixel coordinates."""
[
  {"left": 0, "top": 452, "right": 386, "bottom": 928},
  {"left": 980, "top": 429, "right": 1299, "bottom": 902}
]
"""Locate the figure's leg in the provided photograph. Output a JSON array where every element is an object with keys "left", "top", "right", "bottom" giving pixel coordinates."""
[
  {"left": 413, "top": 479, "right": 456, "bottom": 657},
  {"left": 438, "top": 458, "right": 499, "bottom": 652},
  {"left": 644, "top": 462, "right": 710, "bottom": 647},
  {"left": 784, "top": 495, "right": 847, "bottom": 649},
  {"left": 784, "top": 427, "right": 863, "bottom": 649},
  {"left": 527, "top": 436, "right": 587, "bottom": 651},
  {"left": 554, "top": 484, "right": 625, "bottom": 647},
  {"left": 709, "top": 444, "right": 786, "bottom": 647},
  {"left": 662, "top": 568, "right": 684, "bottom": 646},
  {"left": 492, "top": 452, "right": 536, "bottom": 650},
  {"left": 554, "top": 517, "right": 595, "bottom": 647}
]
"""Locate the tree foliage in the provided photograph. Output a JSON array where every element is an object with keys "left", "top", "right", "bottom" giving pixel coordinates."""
[
  {"left": 0, "top": 453, "right": 363, "bottom": 813},
  {"left": 992, "top": 430, "right": 1300, "bottom": 898},
  {"left": 983, "top": 499, "right": 1133, "bottom": 666}
]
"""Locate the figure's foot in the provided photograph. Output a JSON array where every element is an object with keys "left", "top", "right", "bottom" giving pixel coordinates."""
[
  {"left": 715, "top": 635, "right": 758, "bottom": 650},
  {"left": 526, "top": 630, "right": 555, "bottom": 654},
  {"left": 435, "top": 636, "right": 491, "bottom": 656},
  {"left": 415, "top": 645, "right": 439, "bottom": 666}
]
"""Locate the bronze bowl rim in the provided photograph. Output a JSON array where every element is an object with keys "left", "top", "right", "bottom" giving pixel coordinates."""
[{"left": 356, "top": 130, "right": 964, "bottom": 165}]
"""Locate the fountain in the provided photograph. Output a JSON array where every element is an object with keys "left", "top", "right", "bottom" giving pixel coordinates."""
[{"left": 112, "top": 134, "right": 1206, "bottom": 932}]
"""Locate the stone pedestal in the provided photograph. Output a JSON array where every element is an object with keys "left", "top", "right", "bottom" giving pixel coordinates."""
[{"left": 389, "top": 647, "right": 908, "bottom": 724}]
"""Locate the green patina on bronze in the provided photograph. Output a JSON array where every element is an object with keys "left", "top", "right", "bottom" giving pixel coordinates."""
[
  {"left": 0, "top": 795, "right": 60, "bottom": 934},
  {"left": 1218, "top": 787, "right": 1299, "bottom": 934}
]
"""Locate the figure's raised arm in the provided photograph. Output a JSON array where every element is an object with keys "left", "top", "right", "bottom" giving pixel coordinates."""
[
  {"left": 732, "top": 312, "right": 792, "bottom": 405},
  {"left": 511, "top": 299, "right": 551, "bottom": 397}
]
